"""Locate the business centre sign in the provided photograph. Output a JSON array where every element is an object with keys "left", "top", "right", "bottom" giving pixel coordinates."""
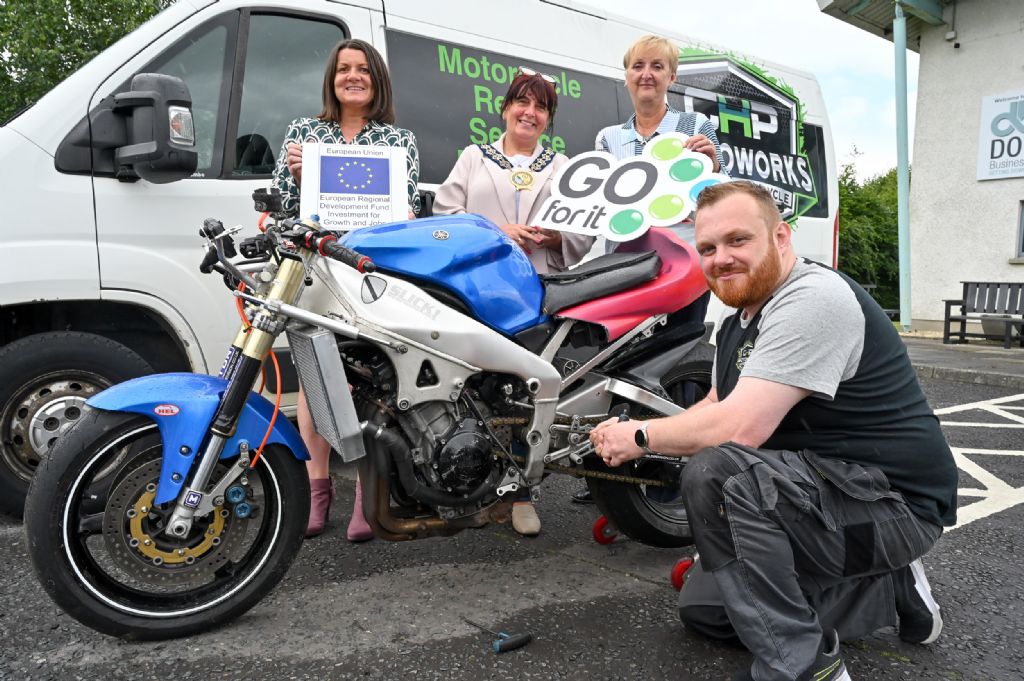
[{"left": 977, "top": 90, "right": 1024, "bottom": 181}]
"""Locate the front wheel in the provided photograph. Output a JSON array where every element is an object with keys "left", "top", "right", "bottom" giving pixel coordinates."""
[
  {"left": 24, "top": 407, "right": 309, "bottom": 639},
  {"left": 586, "top": 360, "right": 711, "bottom": 548}
]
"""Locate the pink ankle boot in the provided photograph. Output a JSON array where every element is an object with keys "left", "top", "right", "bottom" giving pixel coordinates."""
[
  {"left": 306, "top": 477, "right": 334, "bottom": 538},
  {"left": 346, "top": 477, "right": 374, "bottom": 542}
]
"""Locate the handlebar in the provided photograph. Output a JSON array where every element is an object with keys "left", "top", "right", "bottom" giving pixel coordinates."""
[
  {"left": 306, "top": 232, "right": 376, "bottom": 273},
  {"left": 279, "top": 219, "right": 375, "bottom": 273}
]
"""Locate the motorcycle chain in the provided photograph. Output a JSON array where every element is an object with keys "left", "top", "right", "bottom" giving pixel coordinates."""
[
  {"left": 540, "top": 458, "right": 670, "bottom": 487},
  {"left": 488, "top": 416, "right": 671, "bottom": 487}
]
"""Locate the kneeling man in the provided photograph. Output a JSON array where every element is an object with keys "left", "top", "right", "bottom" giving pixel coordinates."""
[{"left": 590, "top": 181, "right": 956, "bottom": 681}]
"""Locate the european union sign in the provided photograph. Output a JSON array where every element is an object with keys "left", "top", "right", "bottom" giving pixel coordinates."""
[
  {"left": 319, "top": 155, "right": 390, "bottom": 195},
  {"left": 300, "top": 143, "right": 407, "bottom": 229}
]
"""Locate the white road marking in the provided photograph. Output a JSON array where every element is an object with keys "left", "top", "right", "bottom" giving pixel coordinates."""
[
  {"left": 950, "top": 447, "right": 1024, "bottom": 531},
  {"left": 939, "top": 393, "right": 1024, "bottom": 428},
  {"left": 937, "top": 392, "right": 1024, "bottom": 531}
]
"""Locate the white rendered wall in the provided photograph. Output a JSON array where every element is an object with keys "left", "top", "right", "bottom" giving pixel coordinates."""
[{"left": 909, "top": 0, "right": 1024, "bottom": 326}]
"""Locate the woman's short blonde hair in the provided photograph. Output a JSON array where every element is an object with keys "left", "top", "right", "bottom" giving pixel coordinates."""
[{"left": 623, "top": 35, "right": 679, "bottom": 74}]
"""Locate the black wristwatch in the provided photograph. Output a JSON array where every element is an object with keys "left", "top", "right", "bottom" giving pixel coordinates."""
[{"left": 634, "top": 422, "right": 654, "bottom": 454}]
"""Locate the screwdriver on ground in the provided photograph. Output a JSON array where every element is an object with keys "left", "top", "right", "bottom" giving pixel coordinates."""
[{"left": 462, "top": 617, "right": 533, "bottom": 653}]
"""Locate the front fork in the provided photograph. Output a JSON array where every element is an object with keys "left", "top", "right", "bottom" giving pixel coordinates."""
[{"left": 164, "top": 255, "right": 308, "bottom": 538}]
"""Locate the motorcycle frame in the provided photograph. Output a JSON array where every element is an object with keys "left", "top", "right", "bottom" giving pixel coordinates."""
[{"left": 163, "top": 223, "right": 704, "bottom": 536}]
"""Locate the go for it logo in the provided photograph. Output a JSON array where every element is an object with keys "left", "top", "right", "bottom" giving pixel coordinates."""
[{"left": 534, "top": 133, "right": 730, "bottom": 242}]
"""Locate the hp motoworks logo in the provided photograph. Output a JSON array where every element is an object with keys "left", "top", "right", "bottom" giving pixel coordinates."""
[{"left": 673, "top": 53, "right": 824, "bottom": 221}]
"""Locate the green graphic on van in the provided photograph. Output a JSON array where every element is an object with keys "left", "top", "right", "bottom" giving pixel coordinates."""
[{"left": 386, "top": 30, "right": 829, "bottom": 224}]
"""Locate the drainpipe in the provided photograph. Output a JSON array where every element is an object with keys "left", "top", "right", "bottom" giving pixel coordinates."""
[{"left": 894, "top": 3, "right": 912, "bottom": 331}]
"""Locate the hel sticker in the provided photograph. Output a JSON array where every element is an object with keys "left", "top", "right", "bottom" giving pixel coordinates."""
[
  {"left": 154, "top": 404, "right": 181, "bottom": 416},
  {"left": 432, "top": 229, "right": 450, "bottom": 240},
  {"left": 184, "top": 490, "right": 203, "bottom": 508}
]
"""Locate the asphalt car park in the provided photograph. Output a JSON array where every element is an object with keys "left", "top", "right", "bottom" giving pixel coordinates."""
[{"left": 1, "top": 377, "right": 1022, "bottom": 681}]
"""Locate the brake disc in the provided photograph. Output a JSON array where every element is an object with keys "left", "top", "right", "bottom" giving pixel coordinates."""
[{"left": 102, "top": 458, "right": 249, "bottom": 588}]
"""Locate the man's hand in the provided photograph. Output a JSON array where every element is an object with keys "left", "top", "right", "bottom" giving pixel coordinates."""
[
  {"left": 590, "top": 417, "right": 645, "bottom": 467},
  {"left": 685, "top": 134, "right": 720, "bottom": 172},
  {"left": 286, "top": 142, "right": 303, "bottom": 185}
]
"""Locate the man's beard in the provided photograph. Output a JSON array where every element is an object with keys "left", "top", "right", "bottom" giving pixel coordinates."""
[{"left": 707, "top": 249, "right": 783, "bottom": 310}]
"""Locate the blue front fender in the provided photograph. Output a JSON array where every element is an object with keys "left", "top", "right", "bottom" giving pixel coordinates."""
[{"left": 87, "top": 373, "right": 309, "bottom": 505}]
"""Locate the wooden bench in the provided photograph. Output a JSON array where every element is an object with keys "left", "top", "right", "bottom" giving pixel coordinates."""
[{"left": 943, "top": 282, "right": 1024, "bottom": 349}]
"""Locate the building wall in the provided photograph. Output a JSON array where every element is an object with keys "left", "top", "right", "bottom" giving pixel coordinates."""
[{"left": 910, "top": 0, "right": 1024, "bottom": 326}]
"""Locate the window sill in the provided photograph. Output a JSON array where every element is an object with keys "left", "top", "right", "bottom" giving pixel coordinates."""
[{"left": 1010, "top": 257, "right": 1024, "bottom": 265}]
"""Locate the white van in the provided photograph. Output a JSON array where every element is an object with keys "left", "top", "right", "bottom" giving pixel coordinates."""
[{"left": 0, "top": 0, "right": 838, "bottom": 512}]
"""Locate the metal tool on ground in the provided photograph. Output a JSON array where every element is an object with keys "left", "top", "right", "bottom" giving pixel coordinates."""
[{"left": 462, "top": 617, "right": 533, "bottom": 653}]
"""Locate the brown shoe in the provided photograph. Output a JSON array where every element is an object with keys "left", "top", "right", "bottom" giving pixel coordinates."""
[
  {"left": 306, "top": 477, "right": 334, "bottom": 538},
  {"left": 512, "top": 501, "right": 541, "bottom": 536}
]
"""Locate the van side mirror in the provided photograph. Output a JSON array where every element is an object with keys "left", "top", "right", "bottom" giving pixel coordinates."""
[
  {"left": 55, "top": 73, "right": 198, "bottom": 183},
  {"left": 113, "top": 73, "right": 198, "bottom": 183}
]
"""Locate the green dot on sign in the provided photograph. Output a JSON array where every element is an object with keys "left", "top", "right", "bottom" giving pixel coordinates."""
[
  {"left": 669, "top": 158, "right": 703, "bottom": 182},
  {"left": 609, "top": 209, "right": 645, "bottom": 236},
  {"left": 649, "top": 194, "right": 685, "bottom": 220},
  {"left": 650, "top": 137, "right": 685, "bottom": 161}
]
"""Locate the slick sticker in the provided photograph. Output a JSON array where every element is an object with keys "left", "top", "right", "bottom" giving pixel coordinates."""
[
  {"left": 735, "top": 341, "right": 754, "bottom": 372},
  {"left": 432, "top": 229, "right": 449, "bottom": 240},
  {"left": 388, "top": 283, "right": 441, "bottom": 320},
  {"left": 361, "top": 275, "right": 388, "bottom": 304},
  {"left": 184, "top": 490, "right": 203, "bottom": 508},
  {"left": 154, "top": 404, "right": 180, "bottom": 416}
]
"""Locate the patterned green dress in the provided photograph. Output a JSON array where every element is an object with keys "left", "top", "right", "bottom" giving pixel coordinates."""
[{"left": 272, "top": 117, "right": 421, "bottom": 218}]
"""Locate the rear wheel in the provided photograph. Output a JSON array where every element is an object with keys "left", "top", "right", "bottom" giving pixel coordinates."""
[
  {"left": 24, "top": 406, "right": 309, "bottom": 639},
  {"left": 0, "top": 332, "right": 153, "bottom": 516},
  {"left": 586, "top": 360, "right": 711, "bottom": 548}
]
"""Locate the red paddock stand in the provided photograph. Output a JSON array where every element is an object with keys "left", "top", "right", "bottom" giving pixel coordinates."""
[
  {"left": 592, "top": 515, "right": 618, "bottom": 545},
  {"left": 671, "top": 556, "right": 695, "bottom": 591}
]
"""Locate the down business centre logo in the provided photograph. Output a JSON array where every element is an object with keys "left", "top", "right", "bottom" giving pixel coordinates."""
[{"left": 673, "top": 50, "right": 826, "bottom": 222}]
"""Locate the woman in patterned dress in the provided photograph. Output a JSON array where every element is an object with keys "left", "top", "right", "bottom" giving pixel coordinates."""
[
  {"left": 272, "top": 38, "right": 421, "bottom": 541},
  {"left": 433, "top": 70, "right": 593, "bottom": 535}
]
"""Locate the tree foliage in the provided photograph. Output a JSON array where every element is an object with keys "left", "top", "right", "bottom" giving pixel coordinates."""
[
  {"left": 837, "top": 162, "right": 901, "bottom": 310},
  {"left": 0, "top": 0, "right": 171, "bottom": 123}
]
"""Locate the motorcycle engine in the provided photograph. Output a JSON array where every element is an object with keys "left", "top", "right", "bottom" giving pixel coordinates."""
[
  {"left": 399, "top": 397, "right": 512, "bottom": 505},
  {"left": 434, "top": 417, "right": 494, "bottom": 495}
]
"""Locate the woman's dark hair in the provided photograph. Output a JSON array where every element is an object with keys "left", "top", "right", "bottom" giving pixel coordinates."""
[
  {"left": 499, "top": 73, "right": 558, "bottom": 126},
  {"left": 319, "top": 39, "right": 395, "bottom": 125}
]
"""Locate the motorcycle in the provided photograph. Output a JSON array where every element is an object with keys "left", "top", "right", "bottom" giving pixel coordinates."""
[{"left": 24, "top": 189, "right": 713, "bottom": 639}]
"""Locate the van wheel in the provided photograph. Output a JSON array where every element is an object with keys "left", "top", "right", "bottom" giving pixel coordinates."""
[{"left": 0, "top": 332, "right": 152, "bottom": 517}]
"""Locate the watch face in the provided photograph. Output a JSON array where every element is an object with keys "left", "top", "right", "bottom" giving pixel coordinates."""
[{"left": 634, "top": 427, "right": 646, "bottom": 448}]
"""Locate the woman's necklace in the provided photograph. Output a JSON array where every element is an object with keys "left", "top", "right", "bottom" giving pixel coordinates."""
[{"left": 478, "top": 143, "right": 557, "bottom": 192}]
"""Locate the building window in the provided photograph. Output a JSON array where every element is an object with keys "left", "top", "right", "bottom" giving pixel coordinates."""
[{"left": 1019, "top": 201, "right": 1024, "bottom": 257}]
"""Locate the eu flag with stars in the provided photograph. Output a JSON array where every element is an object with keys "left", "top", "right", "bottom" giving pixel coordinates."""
[{"left": 319, "top": 155, "right": 390, "bottom": 195}]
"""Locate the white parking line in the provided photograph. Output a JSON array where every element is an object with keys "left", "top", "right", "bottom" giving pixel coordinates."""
[
  {"left": 949, "top": 447, "right": 1024, "bottom": 532},
  {"left": 938, "top": 393, "right": 1024, "bottom": 428}
]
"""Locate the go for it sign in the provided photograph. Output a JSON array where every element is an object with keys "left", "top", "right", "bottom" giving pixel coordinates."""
[
  {"left": 534, "top": 133, "right": 730, "bottom": 242},
  {"left": 977, "top": 91, "right": 1024, "bottom": 181}
]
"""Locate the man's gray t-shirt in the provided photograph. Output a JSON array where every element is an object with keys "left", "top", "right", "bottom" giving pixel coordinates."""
[{"left": 711, "top": 259, "right": 865, "bottom": 399}]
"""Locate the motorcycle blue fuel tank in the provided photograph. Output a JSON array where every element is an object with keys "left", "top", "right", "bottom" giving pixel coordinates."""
[{"left": 340, "top": 214, "right": 547, "bottom": 335}]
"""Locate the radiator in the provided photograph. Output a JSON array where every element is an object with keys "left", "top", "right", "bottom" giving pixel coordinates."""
[{"left": 285, "top": 324, "right": 366, "bottom": 463}]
